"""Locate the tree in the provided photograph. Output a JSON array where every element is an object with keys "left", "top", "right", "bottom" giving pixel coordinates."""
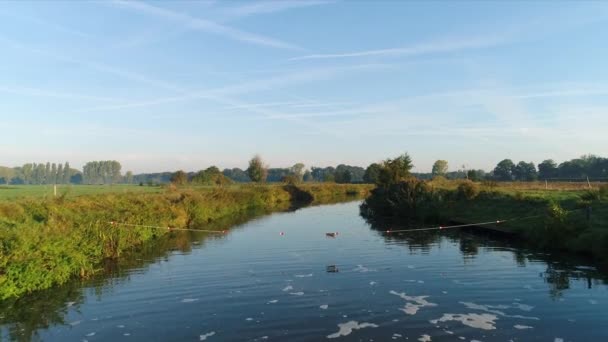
[
  {"left": 171, "top": 170, "right": 188, "bottom": 185},
  {"left": 377, "top": 153, "right": 414, "bottom": 187},
  {"left": 363, "top": 163, "right": 382, "bottom": 184},
  {"left": 538, "top": 159, "right": 558, "bottom": 180},
  {"left": 125, "top": 171, "right": 134, "bottom": 184},
  {"left": 247, "top": 155, "right": 268, "bottom": 183},
  {"left": 290, "top": 163, "right": 305, "bottom": 182},
  {"left": 63, "top": 162, "right": 71, "bottom": 184},
  {"left": 513, "top": 161, "right": 537, "bottom": 181},
  {"left": 303, "top": 170, "right": 313, "bottom": 182},
  {"left": 335, "top": 169, "right": 352, "bottom": 184},
  {"left": 493, "top": 159, "right": 515, "bottom": 181},
  {"left": 431, "top": 160, "right": 448, "bottom": 177},
  {"left": 51, "top": 163, "right": 57, "bottom": 184},
  {"left": 57, "top": 164, "right": 64, "bottom": 184}
]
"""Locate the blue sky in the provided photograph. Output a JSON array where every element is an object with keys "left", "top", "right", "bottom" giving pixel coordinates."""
[{"left": 1, "top": 1, "right": 607, "bottom": 173}]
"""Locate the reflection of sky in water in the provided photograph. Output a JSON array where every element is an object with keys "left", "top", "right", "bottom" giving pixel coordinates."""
[{"left": 2, "top": 201, "right": 608, "bottom": 341}]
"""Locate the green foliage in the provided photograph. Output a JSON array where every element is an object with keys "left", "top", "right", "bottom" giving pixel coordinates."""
[
  {"left": 171, "top": 170, "right": 188, "bottom": 185},
  {"left": 493, "top": 159, "right": 515, "bottom": 181},
  {"left": 247, "top": 155, "right": 268, "bottom": 183},
  {"left": 457, "top": 180, "right": 480, "bottom": 200},
  {"left": 431, "top": 160, "right": 448, "bottom": 176},
  {"left": 83, "top": 160, "right": 122, "bottom": 185},
  {"left": 0, "top": 184, "right": 371, "bottom": 300},
  {"left": 192, "top": 166, "right": 232, "bottom": 186},
  {"left": 363, "top": 163, "right": 381, "bottom": 184},
  {"left": 376, "top": 153, "right": 414, "bottom": 187},
  {"left": 599, "top": 184, "right": 608, "bottom": 200},
  {"left": 334, "top": 169, "right": 352, "bottom": 184}
]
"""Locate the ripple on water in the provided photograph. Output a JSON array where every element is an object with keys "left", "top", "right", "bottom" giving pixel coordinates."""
[{"left": 326, "top": 321, "right": 379, "bottom": 339}]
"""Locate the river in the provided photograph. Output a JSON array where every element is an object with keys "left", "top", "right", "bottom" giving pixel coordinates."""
[{"left": 1, "top": 201, "right": 607, "bottom": 341}]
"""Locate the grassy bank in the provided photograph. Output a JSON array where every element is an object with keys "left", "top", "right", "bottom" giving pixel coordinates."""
[
  {"left": 0, "top": 183, "right": 372, "bottom": 300},
  {"left": 361, "top": 179, "right": 608, "bottom": 262}
]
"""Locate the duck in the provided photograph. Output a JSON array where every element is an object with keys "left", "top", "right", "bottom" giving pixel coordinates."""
[{"left": 326, "top": 232, "right": 338, "bottom": 238}]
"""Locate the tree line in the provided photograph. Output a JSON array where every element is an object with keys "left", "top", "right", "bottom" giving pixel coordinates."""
[{"left": 424, "top": 155, "right": 608, "bottom": 182}]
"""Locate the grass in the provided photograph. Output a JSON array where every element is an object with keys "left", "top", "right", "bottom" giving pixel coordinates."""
[
  {"left": 0, "top": 183, "right": 372, "bottom": 300},
  {"left": 0, "top": 184, "right": 161, "bottom": 201},
  {"left": 362, "top": 178, "right": 608, "bottom": 262}
]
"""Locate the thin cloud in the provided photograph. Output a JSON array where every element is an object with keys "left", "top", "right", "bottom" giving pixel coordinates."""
[
  {"left": 290, "top": 36, "right": 503, "bottom": 61},
  {"left": 112, "top": 0, "right": 304, "bottom": 51},
  {"left": 221, "top": 0, "right": 332, "bottom": 20},
  {"left": 0, "top": 85, "right": 122, "bottom": 102}
]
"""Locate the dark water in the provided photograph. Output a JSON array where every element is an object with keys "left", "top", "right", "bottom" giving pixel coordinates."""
[{"left": 2, "top": 201, "right": 608, "bottom": 341}]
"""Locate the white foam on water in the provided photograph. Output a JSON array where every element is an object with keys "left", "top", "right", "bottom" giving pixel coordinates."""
[
  {"left": 511, "top": 303, "right": 534, "bottom": 311},
  {"left": 181, "top": 298, "right": 199, "bottom": 303},
  {"left": 407, "top": 265, "right": 415, "bottom": 269},
  {"left": 326, "top": 321, "right": 379, "bottom": 339},
  {"left": 200, "top": 331, "right": 215, "bottom": 340},
  {"left": 69, "top": 320, "right": 82, "bottom": 326},
  {"left": 295, "top": 273, "right": 313, "bottom": 278},
  {"left": 471, "top": 340, "right": 482, "bottom": 342},
  {"left": 442, "top": 291, "right": 448, "bottom": 294},
  {"left": 353, "top": 265, "right": 376, "bottom": 273},
  {"left": 514, "top": 324, "right": 533, "bottom": 329},
  {"left": 370, "top": 281, "right": 377, "bottom": 286},
  {"left": 267, "top": 299, "right": 279, "bottom": 304},
  {"left": 282, "top": 285, "right": 294, "bottom": 292},
  {"left": 418, "top": 334, "right": 431, "bottom": 342},
  {"left": 393, "top": 333, "right": 403, "bottom": 337},
  {"left": 589, "top": 299, "right": 598, "bottom": 305},
  {"left": 117, "top": 325, "right": 125, "bottom": 328},
  {"left": 390, "top": 291, "right": 437, "bottom": 316},
  {"left": 554, "top": 339, "right": 564, "bottom": 342},
  {"left": 66, "top": 301, "right": 76, "bottom": 307},
  {"left": 458, "top": 337, "right": 465, "bottom": 340},
  {"left": 417, "top": 281, "right": 425, "bottom": 284},
  {"left": 124, "top": 333, "right": 131, "bottom": 336},
  {"left": 290, "top": 292, "right": 304, "bottom": 296},
  {"left": 320, "top": 305, "right": 329, "bottom": 310},
  {"left": 246, "top": 318, "right": 253, "bottom": 321},
  {"left": 445, "top": 330, "right": 453, "bottom": 335},
  {"left": 86, "top": 332, "right": 96, "bottom": 337},
  {"left": 430, "top": 313, "right": 497, "bottom": 330},
  {"left": 460, "top": 302, "right": 539, "bottom": 320}
]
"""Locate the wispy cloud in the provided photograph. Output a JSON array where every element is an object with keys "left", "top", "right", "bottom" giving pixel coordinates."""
[
  {"left": 290, "top": 36, "right": 503, "bottom": 61},
  {"left": 221, "top": 0, "right": 332, "bottom": 20},
  {"left": 112, "top": 0, "right": 303, "bottom": 51},
  {"left": 0, "top": 85, "right": 122, "bottom": 102}
]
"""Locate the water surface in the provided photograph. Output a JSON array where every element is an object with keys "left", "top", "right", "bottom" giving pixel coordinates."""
[{"left": 2, "top": 201, "right": 608, "bottom": 341}]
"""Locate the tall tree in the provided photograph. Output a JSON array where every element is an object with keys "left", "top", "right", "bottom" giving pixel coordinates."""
[
  {"left": 56, "top": 164, "right": 63, "bottom": 184},
  {"left": 125, "top": 171, "right": 134, "bottom": 184},
  {"left": 377, "top": 153, "right": 413, "bottom": 187},
  {"left": 45, "top": 162, "right": 51, "bottom": 184},
  {"left": 538, "top": 159, "right": 558, "bottom": 180},
  {"left": 363, "top": 163, "right": 381, "bottom": 184},
  {"left": 63, "top": 162, "right": 71, "bottom": 184},
  {"left": 513, "top": 161, "right": 537, "bottom": 181},
  {"left": 431, "top": 160, "right": 448, "bottom": 177},
  {"left": 493, "top": 159, "right": 515, "bottom": 181},
  {"left": 290, "top": 163, "right": 305, "bottom": 182},
  {"left": 51, "top": 163, "right": 57, "bottom": 184},
  {"left": 170, "top": 170, "right": 188, "bottom": 185},
  {"left": 247, "top": 155, "right": 268, "bottom": 183}
]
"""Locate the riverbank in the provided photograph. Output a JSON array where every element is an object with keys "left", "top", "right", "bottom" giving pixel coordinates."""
[
  {"left": 0, "top": 183, "right": 372, "bottom": 300},
  {"left": 361, "top": 179, "right": 608, "bottom": 262}
]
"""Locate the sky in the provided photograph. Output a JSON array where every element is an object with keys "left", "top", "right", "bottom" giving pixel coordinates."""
[{"left": 1, "top": 1, "right": 608, "bottom": 173}]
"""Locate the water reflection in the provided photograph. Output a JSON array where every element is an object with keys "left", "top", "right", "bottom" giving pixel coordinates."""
[
  {"left": 2, "top": 201, "right": 608, "bottom": 341},
  {"left": 364, "top": 215, "right": 608, "bottom": 300}
]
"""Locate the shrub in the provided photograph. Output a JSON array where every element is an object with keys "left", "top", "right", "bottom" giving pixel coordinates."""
[
  {"left": 457, "top": 180, "right": 479, "bottom": 200},
  {"left": 599, "top": 184, "right": 608, "bottom": 199},
  {"left": 580, "top": 190, "right": 601, "bottom": 202}
]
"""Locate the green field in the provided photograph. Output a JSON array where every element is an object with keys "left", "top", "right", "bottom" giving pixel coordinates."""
[{"left": 0, "top": 184, "right": 162, "bottom": 201}]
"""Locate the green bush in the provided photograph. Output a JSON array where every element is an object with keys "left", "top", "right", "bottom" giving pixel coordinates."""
[
  {"left": 599, "top": 184, "right": 608, "bottom": 199},
  {"left": 457, "top": 180, "right": 480, "bottom": 200}
]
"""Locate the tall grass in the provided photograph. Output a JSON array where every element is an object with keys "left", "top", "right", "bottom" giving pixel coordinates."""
[{"left": 0, "top": 183, "right": 372, "bottom": 300}]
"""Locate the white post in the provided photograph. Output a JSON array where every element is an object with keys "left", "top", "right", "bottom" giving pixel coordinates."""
[
  {"left": 54, "top": 184, "right": 57, "bottom": 197},
  {"left": 587, "top": 176, "right": 591, "bottom": 189},
  {"left": 545, "top": 180, "right": 548, "bottom": 190}
]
